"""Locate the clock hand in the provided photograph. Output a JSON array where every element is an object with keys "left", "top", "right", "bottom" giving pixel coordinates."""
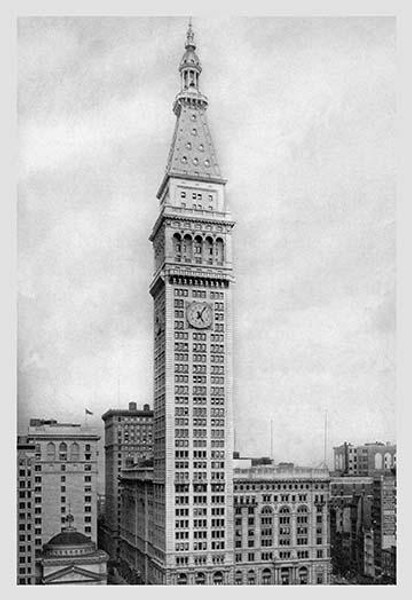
[{"left": 196, "top": 310, "right": 204, "bottom": 322}]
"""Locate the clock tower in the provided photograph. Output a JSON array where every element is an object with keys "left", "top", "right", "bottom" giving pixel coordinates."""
[{"left": 148, "top": 21, "right": 235, "bottom": 584}]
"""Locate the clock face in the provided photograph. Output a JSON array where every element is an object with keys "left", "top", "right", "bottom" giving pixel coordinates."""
[{"left": 187, "top": 301, "right": 213, "bottom": 329}]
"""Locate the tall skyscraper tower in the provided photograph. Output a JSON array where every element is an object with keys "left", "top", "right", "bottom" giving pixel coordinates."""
[{"left": 148, "top": 22, "right": 235, "bottom": 584}]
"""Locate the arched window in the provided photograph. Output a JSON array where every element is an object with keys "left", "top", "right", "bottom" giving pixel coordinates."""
[
  {"left": 46, "top": 442, "right": 55, "bottom": 460},
  {"left": 261, "top": 568, "right": 272, "bottom": 585},
  {"left": 204, "top": 237, "right": 213, "bottom": 265},
  {"left": 173, "top": 233, "right": 182, "bottom": 263},
  {"left": 216, "top": 238, "right": 224, "bottom": 266},
  {"left": 261, "top": 505, "right": 273, "bottom": 515},
  {"left": 384, "top": 452, "right": 392, "bottom": 469},
  {"left": 177, "top": 573, "right": 187, "bottom": 585},
  {"left": 247, "top": 570, "right": 256, "bottom": 585},
  {"left": 194, "top": 236, "right": 203, "bottom": 264},
  {"left": 279, "top": 506, "right": 291, "bottom": 518},
  {"left": 59, "top": 442, "right": 67, "bottom": 461},
  {"left": 182, "top": 234, "right": 193, "bottom": 263},
  {"left": 195, "top": 572, "right": 206, "bottom": 585},
  {"left": 375, "top": 453, "right": 383, "bottom": 470},
  {"left": 70, "top": 442, "right": 80, "bottom": 462},
  {"left": 212, "top": 571, "right": 223, "bottom": 585},
  {"left": 235, "top": 571, "right": 243, "bottom": 585}
]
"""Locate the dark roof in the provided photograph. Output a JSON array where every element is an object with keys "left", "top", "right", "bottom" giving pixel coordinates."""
[{"left": 46, "top": 530, "right": 92, "bottom": 547}]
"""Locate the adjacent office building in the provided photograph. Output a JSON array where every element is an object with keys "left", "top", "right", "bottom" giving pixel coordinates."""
[
  {"left": 26, "top": 419, "right": 100, "bottom": 547},
  {"left": 101, "top": 402, "right": 153, "bottom": 557},
  {"left": 17, "top": 436, "right": 37, "bottom": 585},
  {"left": 333, "top": 442, "right": 396, "bottom": 477},
  {"left": 118, "top": 460, "right": 331, "bottom": 585},
  {"left": 17, "top": 419, "right": 100, "bottom": 584},
  {"left": 232, "top": 462, "right": 330, "bottom": 585}
]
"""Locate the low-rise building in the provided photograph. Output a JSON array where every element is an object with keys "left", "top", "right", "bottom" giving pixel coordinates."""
[
  {"left": 40, "top": 514, "right": 108, "bottom": 585},
  {"left": 232, "top": 464, "right": 331, "bottom": 585}
]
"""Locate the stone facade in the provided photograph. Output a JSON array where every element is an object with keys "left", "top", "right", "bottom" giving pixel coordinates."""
[
  {"left": 40, "top": 516, "right": 108, "bottom": 585},
  {"left": 26, "top": 419, "right": 100, "bottom": 550},
  {"left": 101, "top": 402, "right": 153, "bottom": 558},
  {"left": 146, "top": 22, "right": 235, "bottom": 584},
  {"left": 232, "top": 465, "right": 331, "bottom": 585},
  {"left": 119, "top": 462, "right": 331, "bottom": 585}
]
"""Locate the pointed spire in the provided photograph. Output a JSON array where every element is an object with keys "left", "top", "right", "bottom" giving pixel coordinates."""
[
  {"left": 178, "top": 18, "right": 203, "bottom": 97},
  {"left": 157, "top": 20, "right": 226, "bottom": 199},
  {"left": 186, "top": 17, "right": 195, "bottom": 49}
]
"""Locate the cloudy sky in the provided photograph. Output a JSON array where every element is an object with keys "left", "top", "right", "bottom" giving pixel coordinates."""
[{"left": 18, "top": 16, "right": 396, "bottom": 468}]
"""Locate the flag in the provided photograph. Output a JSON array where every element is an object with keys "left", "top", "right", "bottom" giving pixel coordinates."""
[{"left": 85, "top": 408, "right": 93, "bottom": 415}]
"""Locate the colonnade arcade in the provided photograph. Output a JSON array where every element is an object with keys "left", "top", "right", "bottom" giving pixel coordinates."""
[{"left": 172, "top": 232, "right": 224, "bottom": 266}]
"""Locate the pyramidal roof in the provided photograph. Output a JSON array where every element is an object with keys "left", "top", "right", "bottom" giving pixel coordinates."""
[
  {"left": 158, "top": 21, "right": 225, "bottom": 197},
  {"left": 165, "top": 105, "right": 223, "bottom": 180}
]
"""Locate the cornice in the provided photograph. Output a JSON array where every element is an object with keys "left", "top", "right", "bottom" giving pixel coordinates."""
[{"left": 149, "top": 207, "right": 235, "bottom": 242}]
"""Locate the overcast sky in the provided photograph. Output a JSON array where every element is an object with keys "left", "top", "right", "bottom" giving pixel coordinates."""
[{"left": 18, "top": 16, "right": 396, "bottom": 467}]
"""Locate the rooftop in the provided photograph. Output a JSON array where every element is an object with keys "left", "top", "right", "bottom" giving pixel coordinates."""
[
  {"left": 102, "top": 402, "right": 153, "bottom": 420},
  {"left": 234, "top": 465, "right": 330, "bottom": 481}
]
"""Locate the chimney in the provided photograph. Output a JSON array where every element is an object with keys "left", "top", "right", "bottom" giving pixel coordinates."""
[
  {"left": 143, "top": 403, "right": 150, "bottom": 412},
  {"left": 129, "top": 402, "right": 137, "bottom": 411}
]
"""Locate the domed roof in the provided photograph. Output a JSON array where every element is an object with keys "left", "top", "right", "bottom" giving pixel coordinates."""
[{"left": 47, "top": 530, "right": 92, "bottom": 547}]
